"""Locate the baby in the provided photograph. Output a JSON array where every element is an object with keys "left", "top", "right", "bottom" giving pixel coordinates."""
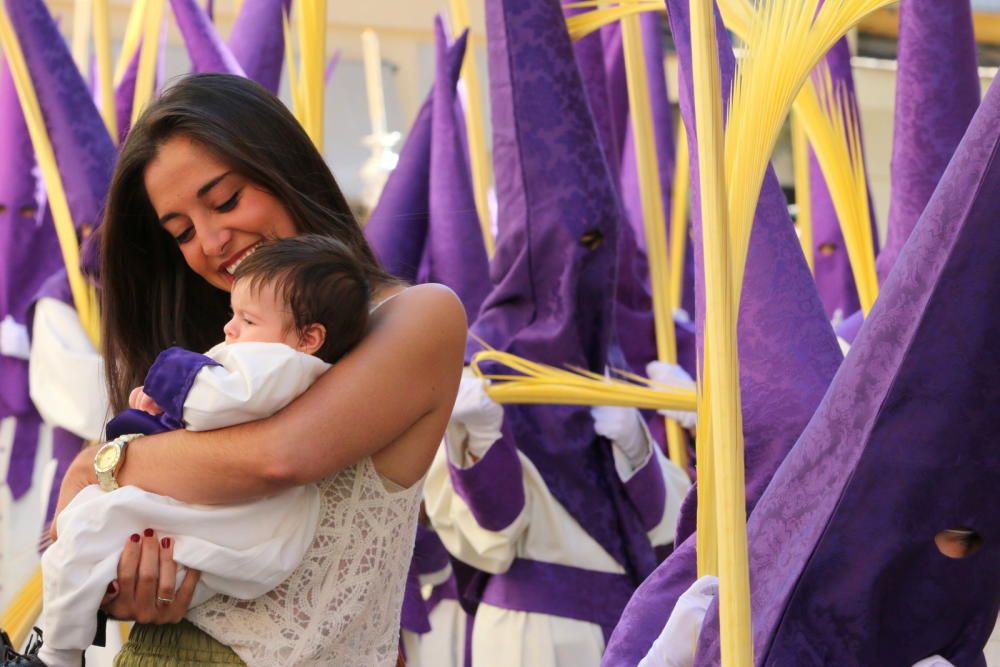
[{"left": 32, "top": 235, "right": 371, "bottom": 667}]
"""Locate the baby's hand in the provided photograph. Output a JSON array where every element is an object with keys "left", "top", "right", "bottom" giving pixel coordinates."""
[{"left": 129, "top": 386, "right": 164, "bottom": 416}]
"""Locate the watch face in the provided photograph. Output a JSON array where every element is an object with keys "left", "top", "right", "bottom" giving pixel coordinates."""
[{"left": 95, "top": 444, "right": 119, "bottom": 472}]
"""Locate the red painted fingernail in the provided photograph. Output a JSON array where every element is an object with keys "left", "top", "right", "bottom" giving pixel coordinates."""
[
  {"left": 107, "top": 582, "right": 118, "bottom": 594},
  {"left": 130, "top": 533, "right": 140, "bottom": 543},
  {"left": 161, "top": 537, "right": 171, "bottom": 549},
  {"left": 143, "top": 528, "right": 154, "bottom": 538}
]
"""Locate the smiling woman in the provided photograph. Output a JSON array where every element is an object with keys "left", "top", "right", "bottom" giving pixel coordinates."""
[
  {"left": 100, "top": 74, "right": 401, "bottom": 415},
  {"left": 49, "top": 74, "right": 466, "bottom": 667}
]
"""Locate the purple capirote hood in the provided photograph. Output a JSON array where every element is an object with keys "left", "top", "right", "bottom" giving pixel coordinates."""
[
  {"left": 469, "top": 0, "right": 658, "bottom": 581},
  {"left": 170, "top": 0, "right": 247, "bottom": 76},
  {"left": 418, "top": 17, "right": 490, "bottom": 321},
  {"left": 695, "top": 67, "right": 1000, "bottom": 667},
  {"left": 876, "top": 0, "right": 980, "bottom": 283},
  {"left": 4, "top": 0, "right": 116, "bottom": 247},
  {"left": 364, "top": 25, "right": 472, "bottom": 286},
  {"left": 0, "top": 61, "right": 63, "bottom": 421},
  {"left": 228, "top": 0, "right": 291, "bottom": 95},
  {"left": 601, "top": 0, "right": 841, "bottom": 662},
  {"left": 808, "top": 37, "right": 877, "bottom": 321}
]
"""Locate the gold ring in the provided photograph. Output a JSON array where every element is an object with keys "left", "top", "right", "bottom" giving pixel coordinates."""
[{"left": 157, "top": 596, "right": 174, "bottom": 605}]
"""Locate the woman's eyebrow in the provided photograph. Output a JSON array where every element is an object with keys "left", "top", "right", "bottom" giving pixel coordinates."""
[
  {"left": 197, "top": 171, "right": 233, "bottom": 198},
  {"left": 157, "top": 171, "right": 234, "bottom": 226}
]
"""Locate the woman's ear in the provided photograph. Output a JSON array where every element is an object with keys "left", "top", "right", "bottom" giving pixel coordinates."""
[{"left": 296, "top": 323, "right": 327, "bottom": 356}]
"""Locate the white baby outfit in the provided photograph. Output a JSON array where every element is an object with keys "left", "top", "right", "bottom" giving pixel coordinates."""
[{"left": 39, "top": 342, "right": 329, "bottom": 667}]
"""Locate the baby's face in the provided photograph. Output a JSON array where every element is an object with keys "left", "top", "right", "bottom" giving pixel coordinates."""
[{"left": 224, "top": 279, "right": 299, "bottom": 348}]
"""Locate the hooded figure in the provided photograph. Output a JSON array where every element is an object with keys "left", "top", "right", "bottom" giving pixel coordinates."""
[
  {"left": 693, "top": 67, "right": 1000, "bottom": 667},
  {"left": 170, "top": 0, "right": 247, "bottom": 77},
  {"left": 227, "top": 0, "right": 291, "bottom": 95},
  {"left": 420, "top": 18, "right": 490, "bottom": 320},
  {"left": 364, "top": 102, "right": 433, "bottom": 283},
  {"left": 601, "top": 2, "right": 841, "bottom": 663},
  {"left": 837, "top": 1, "right": 979, "bottom": 351},
  {"left": 876, "top": 0, "right": 980, "bottom": 283},
  {"left": 808, "top": 37, "right": 878, "bottom": 322},
  {"left": 424, "top": 2, "right": 690, "bottom": 666},
  {"left": 364, "top": 20, "right": 490, "bottom": 320},
  {"left": 568, "top": 8, "right": 695, "bottom": 383},
  {"left": 0, "top": 61, "right": 64, "bottom": 500},
  {"left": 396, "top": 22, "right": 483, "bottom": 667},
  {"left": 7, "top": 0, "right": 115, "bottom": 513}
]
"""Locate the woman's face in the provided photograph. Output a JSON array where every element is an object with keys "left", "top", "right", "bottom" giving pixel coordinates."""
[{"left": 144, "top": 134, "right": 298, "bottom": 292}]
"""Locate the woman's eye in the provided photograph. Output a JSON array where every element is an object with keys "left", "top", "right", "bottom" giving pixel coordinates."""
[
  {"left": 173, "top": 227, "right": 194, "bottom": 244},
  {"left": 216, "top": 190, "right": 242, "bottom": 213}
]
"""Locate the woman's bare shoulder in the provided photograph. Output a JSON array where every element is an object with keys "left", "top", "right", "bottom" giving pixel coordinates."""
[{"left": 378, "top": 283, "right": 468, "bottom": 336}]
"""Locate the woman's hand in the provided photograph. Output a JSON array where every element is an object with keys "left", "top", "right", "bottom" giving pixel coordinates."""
[
  {"left": 101, "top": 530, "right": 201, "bottom": 624},
  {"left": 50, "top": 444, "right": 100, "bottom": 543}
]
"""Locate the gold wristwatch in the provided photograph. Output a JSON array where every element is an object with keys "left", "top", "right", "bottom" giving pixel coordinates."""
[{"left": 94, "top": 433, "right": 143, "bottom": 491}]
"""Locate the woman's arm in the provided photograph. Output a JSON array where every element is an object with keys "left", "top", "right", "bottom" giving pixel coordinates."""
[{"left": 63, "top": 285, "right": 467, "bottom": 505}]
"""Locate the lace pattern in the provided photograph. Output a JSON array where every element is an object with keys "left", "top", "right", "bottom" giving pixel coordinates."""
[{"left": 187, "top": 457, "right": 423, "bottom": 666}]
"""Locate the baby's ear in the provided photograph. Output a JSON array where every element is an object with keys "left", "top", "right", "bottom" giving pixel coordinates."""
[{"left": 297, "top": 323, "right": 326, "bottom": 356}]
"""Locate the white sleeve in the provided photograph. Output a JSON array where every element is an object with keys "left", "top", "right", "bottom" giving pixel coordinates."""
[
  {"left": 646, "top": 446, "right": 692, "bottom": 547},
  {"left": 424, "top": 443, "right": 529, "bottom": 575},
  {"left": 181, "top": 343, "right": 330, "bottom": 431},
  {"left": 29, "top": 298, "right": 110, "bottom": 441}
]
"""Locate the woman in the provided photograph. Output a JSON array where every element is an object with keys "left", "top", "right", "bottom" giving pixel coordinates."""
[{"left": 50, "top": 74, "right": 466, "bottom": 666}]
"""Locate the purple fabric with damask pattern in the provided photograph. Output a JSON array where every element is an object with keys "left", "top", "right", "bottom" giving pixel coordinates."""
[
  {"left": 566, "top": 10, "right": 693, "bottom": 380},
  {"left": 5, "top": 0, "right": 116, "bottom": 240},
  {"left": 566, "top": 8, "right": 621, "bottom": 184},
  {"left": 419, "top": 19, "right": 490, "bottom": 320},
  {"left": 467, "top": 0, "right": 658, "bottom": 583},
  {"left": 876, "top": 0, "right": 980, "bottom": 283},
  {"left": 170, "top": 0, "right": 247, "bottom": 76},
  {"left": 227, "top": 0, "right": 291, "bottom": 95},
  {"left": 601, "top": 24, "right": 628, "bottom": 168},
  {"left": 808, "top": 38, "right": 877, "bottom": 321},
  {"left": 693, "top": 72, "right": 1000, "bottom": 667},
  {"left": 602, "top": 1, "right": 841, "bottom": 662}
]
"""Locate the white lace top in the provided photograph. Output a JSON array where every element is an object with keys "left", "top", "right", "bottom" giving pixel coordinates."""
[{"left": 187, "top": 457, "right": 424, "bottom": 666}]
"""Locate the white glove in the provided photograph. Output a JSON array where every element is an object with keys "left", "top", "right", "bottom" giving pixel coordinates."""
[
  {"left": 450, "top": 369, "right": 504, "bottom": 459},
  {"left": 646, "top": 361, "right": 698, "bottom": 430},
  {"left": 0, "top": 315, "right": 30, "bottom": 360},
  {"left": 911, "top": 658, "right": 955, "bottom": 667},
  {"left": 591, "top": 405, "right": 649, "bottom": 469}
]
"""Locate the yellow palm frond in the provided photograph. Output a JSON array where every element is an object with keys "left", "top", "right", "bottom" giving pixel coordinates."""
[{"left": 471, "top": 350, "right": 697, "bottom": 412}]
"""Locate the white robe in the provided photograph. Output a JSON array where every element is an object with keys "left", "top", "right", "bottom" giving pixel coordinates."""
[
  {"left": 401, "top": 562, "right": 468, "bottom": 667},
  {"left": 425, "top": 422, "right": 690, "bottom": 667}
]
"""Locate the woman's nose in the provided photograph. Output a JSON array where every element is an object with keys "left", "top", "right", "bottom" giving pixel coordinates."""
[{"left": 198, "top": 222, "right": 232, "bottom": 257}]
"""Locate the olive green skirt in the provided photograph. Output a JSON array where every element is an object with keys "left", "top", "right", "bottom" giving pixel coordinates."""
[{"left": 113, "top": 620, "right": 245, "bottom": 667}]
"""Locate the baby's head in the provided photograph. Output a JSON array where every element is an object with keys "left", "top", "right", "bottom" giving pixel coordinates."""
[{"left": 225, "top": 235, "right": 371, "bottom": 363}]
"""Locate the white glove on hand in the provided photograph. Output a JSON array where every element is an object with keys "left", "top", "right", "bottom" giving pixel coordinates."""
[
  {"left": 911, "top": 658, "right": 955, "bottom": 667},
  {"left": 590, "top": 405, "right": 649, "bottom": 469},
  {"left": 646, "top": 360, "right": 698, "bottom": 430},
  {"left": 450, "top": 370, "right": 504, "bottom": 459}
]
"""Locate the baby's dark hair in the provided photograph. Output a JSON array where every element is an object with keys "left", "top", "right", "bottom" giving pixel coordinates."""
[{"left": 232, "top": 235, "right": 371, "bottom": 363}]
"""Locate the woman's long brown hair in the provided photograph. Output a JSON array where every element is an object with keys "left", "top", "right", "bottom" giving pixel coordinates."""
[{"left": 101, "top": 74, "right": 398, "bottom": 412}]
